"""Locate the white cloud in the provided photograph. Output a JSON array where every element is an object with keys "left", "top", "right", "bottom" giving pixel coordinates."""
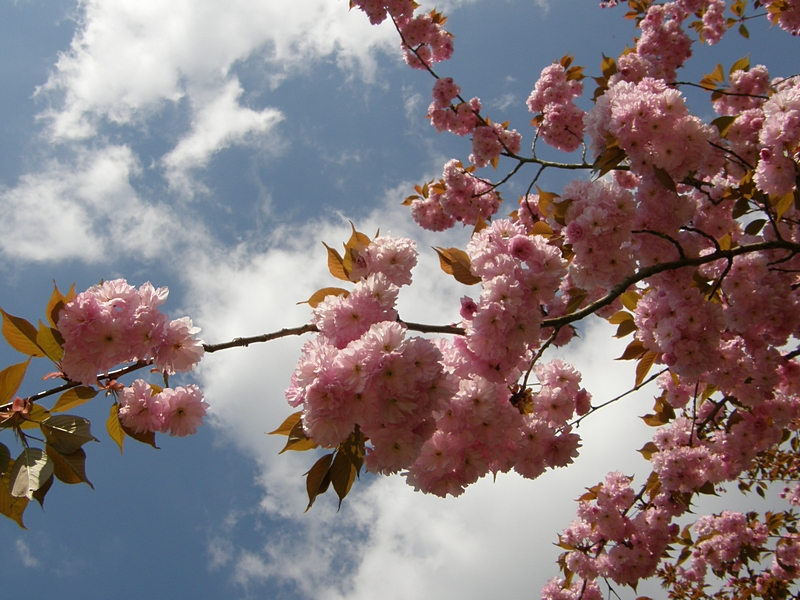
[
  {"left": 37, "top": 0, "right": 400, "bottom": 142},
  {"left": 0, "top": 145, "right": 204, "bottom": 263},
  {"left": 162, "top": 79, "right": 284, "bottom": 197},
  {"left": 15, "top": 538, "right": 40, "bottom": 568}
]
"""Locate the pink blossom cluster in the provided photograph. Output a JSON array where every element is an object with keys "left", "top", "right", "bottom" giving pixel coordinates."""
[
  {"left": 410, "top": 159, "right": 501, "bottom": 230},
  {"left": 428, "top": 77, "right": 482, "bottom": 136},
  {"left": 754, "top": 78, "right": 800, "bottom": 197},
  {"left": 361, "top": 235, "right": 418, "bottom": 286},
  {"left": 57, "top": 279, "right": 204, "bottom": 386},
  {"left": 585, "top": 77, "right": 719, "bottom": 181},
  {"left": 118, "top": 379, "right": 209, "bottom": 437},
  {"left": 405, "top": 359, "right": 584, "bottom": 496},
  {"left": 397, "top": 11, "right": 453, "bottom": 69},
  {"left": 697, "top": 0, "right": 727, "bottom": 44},
  {"left": 713, "top": 66, "right": 770, "bottom": 116},
  {"left": 612, "top": 4, "right": 692, "bottom": 84},
  {"left": 527, "top": 63, "right": 586, "bottom": 153},
  {"left": 760, "top": 0, "right": 800, "bottom": 35},
  {"left": 634, "top": 272, "right": 724, "bottom": 380},
  {"left": 313, "top": 274, "right": 399, "bottom": 349},
  {"left": 287, "top": 320, "right": 450, "bottom": 466},
  {"left": 682, "top": 511, "right": 769, "bottom": 582},
  {"left": 540, "top": 577, "right": 602, "bottom": 600},
  {"left": 557, "top": 179, "right": 636, "bottom": 292},
  {"left": 469, "top": 122, "right": 522, "bottom": 168},
  {"left": 462, "top": 219, "right": 566, "bottom": 381},
  {"left": 348, "top": 0, "right": 414, "bottom": 26},
  {"left": 561, "top": 472, "right": 679, "bottom": 586}
]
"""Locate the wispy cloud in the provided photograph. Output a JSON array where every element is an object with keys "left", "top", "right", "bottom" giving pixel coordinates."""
[{"left": 15, "top": 538, "right": 40, "bottom": 568}]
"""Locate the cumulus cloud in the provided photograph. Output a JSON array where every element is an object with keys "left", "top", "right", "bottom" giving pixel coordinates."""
[
  {"left": 37, "top": 0, "right": 399, "bottom": 142},
  {"left": 162, "top": 78, "right": 284, "bottom": 196},
  {"left": 0, "top": 144, "right": 204, "bottom": 263}
]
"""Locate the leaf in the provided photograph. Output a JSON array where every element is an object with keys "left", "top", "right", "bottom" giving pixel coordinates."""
[
  {"left": 269, "top": 411, "right": 302, "bottom": 436},
  {"left": 536, "top": 187, "right": 560, "bottom": 218},
  {"left": 120, "top": 421, "right": 159, "bottom": 449},
  {"left": 40, "top": 415, "right": 98, "bottom": 454},
  {"left": 607, "top": 311, "right": 634, "bottom": 325},
  {"left": 738, "top": 23, "right": 749, "bottom": 38},
  {"left": 46, "top": 282, "right": 75, "bottom": 328},
  {"left": 1, "top": 310, "right": 46, "bottom": 357},
  {"left": 18, "top": 404, "right": 50, "bottom": 430},
  {"left": 299, "top": 288, "right": 350, "bottom": 309},
  {"left": 744, "top": 219, "right": 766, "bottom": 235},
  {"left": 433, "top": 247, "right": 481, "bottom": 285},
  {"left": 0, "top": 464, "right": 28, "bottom": 528},
  {"left": 279, "top": 419, "right": 317, "bottom": 454},
  {"left": 0, "top": 358, "right": 31, "bottom": 405},
  {"left": 51, "top": 386, "right": 97, "bottom": 413},
  {"left": 9, "top": 448, "right": 54, "bottom": 500},
  {"left": 711, "top": 115, "right": 737, "bottom": 139},
  {"left": 635, "top": 350, "right": 659, "bottom": 387},
  {"left": 340, "top": 426, "right": 366, "bottom": 477},
  {"left": 107, "top": 403, "right": 125, "bottom": 454},
  {"left": 619, "top": 290, "right": 641, "bottom": 311},
  {"left": 592, "top": 145, "right": 627, "bottom": 178},
  {"left": 32, "top": 473, "right": 54, "bottom": 509},
  {"left": 36, "top": 321, "right": 63, "bottom": 362},
  {"left": 729, "top": 54, "right": 750, "bottom": 75},
  {"left": 773, "top": 191, "right": 795, "bottom": 221},
  {"left": 653, "top": 166, "right": 676, "bottom": 193},
  {"left": 321, "top": 242, "right": 349, "bottom": 281},
  {"left": 0, "top": 443, "right": 10, "bottom": 475},
  {"left": 700, "top": 64, "right": 725, "bottom": 89},
  {"left": 330, "top": 450, "right": 356, "bottom": 510},
  {"left": 530, "top": 221, "right": 553, "bottom": 237},
  {"left": 616, "top": 339, "right": 646, "bottom": 361},
  {"left": 46, "top": 445, "right": 92, "bottom": 487},
  {"left": 638, "top": 442, "right": 658, "bottom": 460},
  {"left": 600, "top": 54, "right": 617, "bottom": 78},
  {"left": 565, "top": 289, "right": 588, "bottom": 314},
  {"left": 305, "top": 453, "right": 334, "bottom": 511},
  {"left": 345, "top": 222, "right": 371, "bottom": 254},
  {"left": 614, "top": 319, "right": 638, "bottom": 338}
]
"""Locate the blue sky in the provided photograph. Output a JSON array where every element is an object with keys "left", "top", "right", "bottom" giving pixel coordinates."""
[{"left": 0, "top": 1, "right": 796, "bottom": 598}]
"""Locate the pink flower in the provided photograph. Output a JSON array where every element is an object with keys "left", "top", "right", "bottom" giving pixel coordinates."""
[{"left": 161, "top": 384, "right": 209, "bottom": 437}]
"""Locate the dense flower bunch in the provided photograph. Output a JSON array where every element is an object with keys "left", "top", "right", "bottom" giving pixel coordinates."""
[
  {"left": 58, "top": 279, "right": 204, "bottom": 386},
  {"left": 409, "top": 159, "right": 501, "bottom": 230},
  {"left": 760, "top": 0, "right": 800, "bottom": 35},
  {"left": 527, "top": 63, "right": 586, "bottom": 153},
  {"left": 118, "top": 379, "right": 209, "bottom": 437}
]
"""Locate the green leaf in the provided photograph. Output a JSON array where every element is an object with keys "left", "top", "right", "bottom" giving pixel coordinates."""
[
  {"left": 0, "top": 358, "right": 31, "bottom": 405},
  {"left": 18, "top": 404, "right": 50, "bottom": 430},
  {"left": 107, "top": 403, "right": 125, "bottom": 454},
  {"left": 40, "top": 415, "right": 98, "bottom": 454},
  {"left": 614, "top": 319, "right": 638, "bottom": 338},
  {"left": 1, "top": 309, "right": 45, "bottom": 357},
  {"left": 46, "top": 445, "right": 93, "bottom": 487},
  {"left": 9, "top": 448, "right": 54, "bottom": 500},
  {"left": 51, "top": 386, "right": 97, "bottom": 413},
  {"left": 738, "top": 23, "right": 749, "bottom": 38},
  {"left": 305, "top": 453, "right": 334, "bottom": 512},
  {"left": 619, "top": 290, "right": 641, "bottom": 311}
]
